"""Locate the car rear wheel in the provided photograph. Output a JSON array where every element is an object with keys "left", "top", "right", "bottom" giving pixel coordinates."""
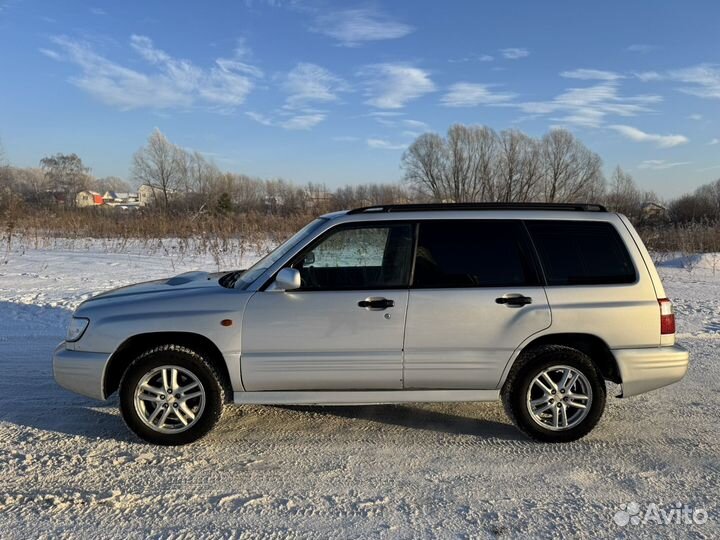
[
  {"left": 502, "top": 345, "right": 606, "bottom": 443},
  {"left": 119, "top": 345, "right": 225, "bottom": 445}
]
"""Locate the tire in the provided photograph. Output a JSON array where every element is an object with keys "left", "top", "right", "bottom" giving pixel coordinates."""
[
  {"left": 119, "top": 345, "right": 225, "bottom": 445},
  {"left": 502, "top": 345, "right": 606, "bottom": 443}
]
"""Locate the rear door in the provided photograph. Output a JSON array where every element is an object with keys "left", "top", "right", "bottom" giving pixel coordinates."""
[{"left": 403, "top": 219, "right": 551, "bottom": 389}]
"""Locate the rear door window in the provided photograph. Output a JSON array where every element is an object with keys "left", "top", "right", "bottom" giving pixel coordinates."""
[
  {"left": 525, "top": 220, "right": 636, "bottom": 285},
  {"left": 412, "top": 220, "right": 540, "bottom": 288}
]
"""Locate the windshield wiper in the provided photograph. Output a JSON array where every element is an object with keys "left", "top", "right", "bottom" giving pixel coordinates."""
[{"left": 219, "top": 269, "right": 246, "bottom": 288}]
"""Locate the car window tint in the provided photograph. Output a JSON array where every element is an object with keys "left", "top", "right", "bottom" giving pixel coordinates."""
[
  {"left": 295, "top": 224, "right": 414, "bottom": 290},
  {"left": 526, "top": 220, "right": 636, "bottom": 285},
  {"left": 412, "top": 220, "right": 538, "bottom": 288}
]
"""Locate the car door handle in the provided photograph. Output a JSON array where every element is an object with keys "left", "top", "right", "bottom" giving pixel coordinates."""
[
  {"left": 495, "top": 294, "right": 532, "bottom": 307},
  {"left": 358, "top": 297, "right": 395, "bottom": 310}
]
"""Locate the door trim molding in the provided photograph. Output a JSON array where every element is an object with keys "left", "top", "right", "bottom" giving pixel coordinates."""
[{"left": 233, "top": 389, "right": 500, "bottom": 405}]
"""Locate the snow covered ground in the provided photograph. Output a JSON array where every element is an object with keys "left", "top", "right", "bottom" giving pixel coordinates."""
[{"left": 0, "top": 242, "right": 718, "bottom": 538}]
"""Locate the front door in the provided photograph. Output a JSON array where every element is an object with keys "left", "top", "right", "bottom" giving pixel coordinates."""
[
  {"left": 403, "top": 219, "right": 551, "bottom": 389},
  {"left": 241, "top": 223, "right": 414, "bottom": 391}
]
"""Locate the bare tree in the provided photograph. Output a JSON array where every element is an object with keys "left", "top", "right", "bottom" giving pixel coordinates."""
[
  {"left": 401, "top": 133, "right": 449, "bottom": 200},
  {"left": 402, "top": 125, "right": 501, "bottom": 202},
  {"left": 541, "top": 129, "right": 605, "bottom": 203},
  {"left": 11, "top": 167, "right": 49, "bottom": 203},
  {"left": 187, "top": 151, "right": 221, "bottom": 204},
  {"left": 403, "top": 124, "right": 605, "bottom": 205},
  {"left": 93, "top": 176, "right": 132, "bottom": 194},
  {"left": 131, "top": 129, "right": 183, "bottom": 210},
  {"left": 605, "top": 166, "right": 642, "bottom": 219},
  {"left": 39, "top": 153, "right": 91, "bottom": 206},
  {"left": 496, "top": 129, "right": 542, "bottom": 202}
]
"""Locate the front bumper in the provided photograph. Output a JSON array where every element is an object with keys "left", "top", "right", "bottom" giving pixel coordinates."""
[
  {"left": 52, "top": 342, "right": 110, "bottom": 401},
  {"left": 614, "top": 344, "right": 689, "bottom": 398}
]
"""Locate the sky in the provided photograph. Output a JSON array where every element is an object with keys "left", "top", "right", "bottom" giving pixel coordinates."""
[{"left": 0, "top": 0, "right": 719, "bottom": 198}]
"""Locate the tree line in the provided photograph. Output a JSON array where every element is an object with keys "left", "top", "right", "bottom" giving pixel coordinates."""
[{"left": 0, "top": 126, "right": 718, "bottom": 224}]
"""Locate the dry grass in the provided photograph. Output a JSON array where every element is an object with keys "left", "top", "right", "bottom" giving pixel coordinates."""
[
  {"left": 2, "top": 209, "right": 315, "bottom": 269},
  {"left": 4, "top": 208, "right": 720, "bottom": 270}
]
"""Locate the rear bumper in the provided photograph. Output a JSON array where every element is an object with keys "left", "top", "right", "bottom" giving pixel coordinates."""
[
  {"left": 52, "top": 342, "right": 110, "bottom": 401},
  {"left": 614, "top": 344, "right": 689, "bottom": 398}
]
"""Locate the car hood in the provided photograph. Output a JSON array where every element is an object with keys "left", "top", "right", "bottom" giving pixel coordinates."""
[{"left": 82, "top": 271, "right": 228, "bottom": 304}]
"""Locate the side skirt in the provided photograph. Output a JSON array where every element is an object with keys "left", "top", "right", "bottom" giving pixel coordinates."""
[{"left": 233, "top": 389, "right": 500, "bottom": 406}]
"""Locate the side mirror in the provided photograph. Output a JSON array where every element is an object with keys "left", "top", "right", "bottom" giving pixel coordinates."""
[{"left": 274, "top": 267, "right": 301, "bottom": 291}]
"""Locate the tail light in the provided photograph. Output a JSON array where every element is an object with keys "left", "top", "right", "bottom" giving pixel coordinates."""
[{"left": 658, "top": 298, "right": 675, "bottom": 335}]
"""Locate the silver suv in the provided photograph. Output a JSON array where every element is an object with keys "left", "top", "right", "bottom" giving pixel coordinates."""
[{"left": 53, "top": 203, "right": 689, "bottom": 445}]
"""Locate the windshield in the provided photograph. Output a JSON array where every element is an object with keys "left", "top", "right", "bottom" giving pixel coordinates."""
[{"left": 233, "top": 217, "right": 329, "bottom": 289}]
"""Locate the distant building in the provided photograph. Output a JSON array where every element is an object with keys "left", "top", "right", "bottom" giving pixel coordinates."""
[
  {"left": 305, "top": 189, "right": 332, "bottom": 209},
  {"left": 641, "top": 201, "right": 669, "bottom": 224},
  {"left": 97, "top": 190, "right": 140, "bottom": 209},
  {"left": 76, "top": 190, "right": 104, "bottom": 207},
  {"left": 138, "top": 184, "right": 175, "bottom": 206}
]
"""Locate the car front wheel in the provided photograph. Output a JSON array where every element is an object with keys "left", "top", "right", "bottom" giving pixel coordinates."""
[
  {"left": 119, "top": 345, "right": 225, "bottom": 445},
  {"left": 502, "top": 345, "right": 606, "bottom": 443}
]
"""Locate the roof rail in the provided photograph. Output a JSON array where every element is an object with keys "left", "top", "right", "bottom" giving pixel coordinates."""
[{"left": 347, "top": 202, "right": 607, "bottom": 214}]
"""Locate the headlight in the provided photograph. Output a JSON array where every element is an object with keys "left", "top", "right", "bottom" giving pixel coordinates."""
[{"left": 66, "top": 317, "right": 90, "bottom": 342}]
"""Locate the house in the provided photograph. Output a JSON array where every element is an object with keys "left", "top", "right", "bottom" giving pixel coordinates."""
[
  {"left": 138, "top": 184, "right": 174, "bottom": 206},
  {"left": 102, "top": 191, "right": 140, "bottom": 208},
  {"left": 305, "top": 189, "right": 332, "bottom": 209},
  {"left": 76, "top": 190, "right": 104, "bottom": 207},
  {"left": 641, "top": 201, "right": 670, "bottom": 224},
  {"left": 102, "top": 191, "right": 139, "bottom": 204}
]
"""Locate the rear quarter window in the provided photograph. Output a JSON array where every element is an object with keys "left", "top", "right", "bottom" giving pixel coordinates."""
[{"left": 526, "top": 220, "right": 636, "bottom": 286}]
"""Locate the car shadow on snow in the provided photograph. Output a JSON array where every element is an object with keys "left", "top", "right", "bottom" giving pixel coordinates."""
[{"left": 277, "top": 404, "right": 525, "bottom": 440}]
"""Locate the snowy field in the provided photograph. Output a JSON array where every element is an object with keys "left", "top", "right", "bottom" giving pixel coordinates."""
[{"left": 0, "top": 241, "right": 718, "bottom": 538}]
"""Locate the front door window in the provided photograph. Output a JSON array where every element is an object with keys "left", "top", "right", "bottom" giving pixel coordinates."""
[{"left": 293, "top": 224, "right": 414, "bottom": 290}]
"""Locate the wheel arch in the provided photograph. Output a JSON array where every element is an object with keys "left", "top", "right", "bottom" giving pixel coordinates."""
[
  {"left": 103, "top": 332, "right": 232, "bottom": 399},
  {"left": 505, "top": 333, "right": 620, "bottom": 385}
]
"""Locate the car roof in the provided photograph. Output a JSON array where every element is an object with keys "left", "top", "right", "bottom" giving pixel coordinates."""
[{"left": 321, "top": 202, "right": 610, "bottom": 220}]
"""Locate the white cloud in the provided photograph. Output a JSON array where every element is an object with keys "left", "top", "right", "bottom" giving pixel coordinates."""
[
  {"left": 245, "top": 111, "right": 274, "bottom": 126},
  {"left": 361, "top": 63, "right": 435, "bottom": 109},
  {"left": 44, "top": 35, "right": 262, "bottom": 110},
  {"left": 280, "top": 113, "right": 326, "bottom": 130},
  {"left": 638, "top": 159, "right": 691, "bottom": 170},
  {"left": 634, "top": 71, "right": 661, "bottom": 82},
  {"left": 636, "top": 64, "right": 720, "bottom": 100},
  {"left": 283, "top": 63, "right": 348, "bottom": 108},
  {"left": 366, "top": 111, "right": 404, "bottom": 117},
  {"left": 441, "top": 83, "right": 516, "bottom": 107},
  {"left": 246, "top": 111, "right": 326, "bottom": 130},
  {"left": 627, "top": 44, "right": 657, "bottom": 53},
  {"left": 449, "top": 54, "right": 494, "bottom": 63},
  {"left": 560, "top": 69, "right": 624, "bottom": 81},
  {"left": 332, "top": 135, "right": 359, "bottom": 142},
  {"left": 39, "top": 48, "right": 61, "bottom": 60},
  {"left": 403, "top": 119, "right": 429, "bottom": 130},
  {"left": 698, "top": 164, "right": 720, "bottom": 172},
  {"left": 668, "top": 64, "right": 720, "bottom": 100},
  {"left": 500, "top": 48, "right": 529, "bottom": 59},
  {"left": 312, "top": 9, "right": 413, "bottom": 46},
  {"left": 688, "top": 113, "right": 703, "bottom": 120},
  {"left": 367, "top": 138, "right": 407, "bottom": 150},
  {"left": 709, "top": 138, "right": 720, "bottom": 145},
  {"left": 514, "top": 82, "right": 661, "bottom": 128},
  {"left": 610, "top": 125, "right": 689, "bottom": 148},
  {"left": 90, "top": 7, "right": 106, "bottom": 16}
]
